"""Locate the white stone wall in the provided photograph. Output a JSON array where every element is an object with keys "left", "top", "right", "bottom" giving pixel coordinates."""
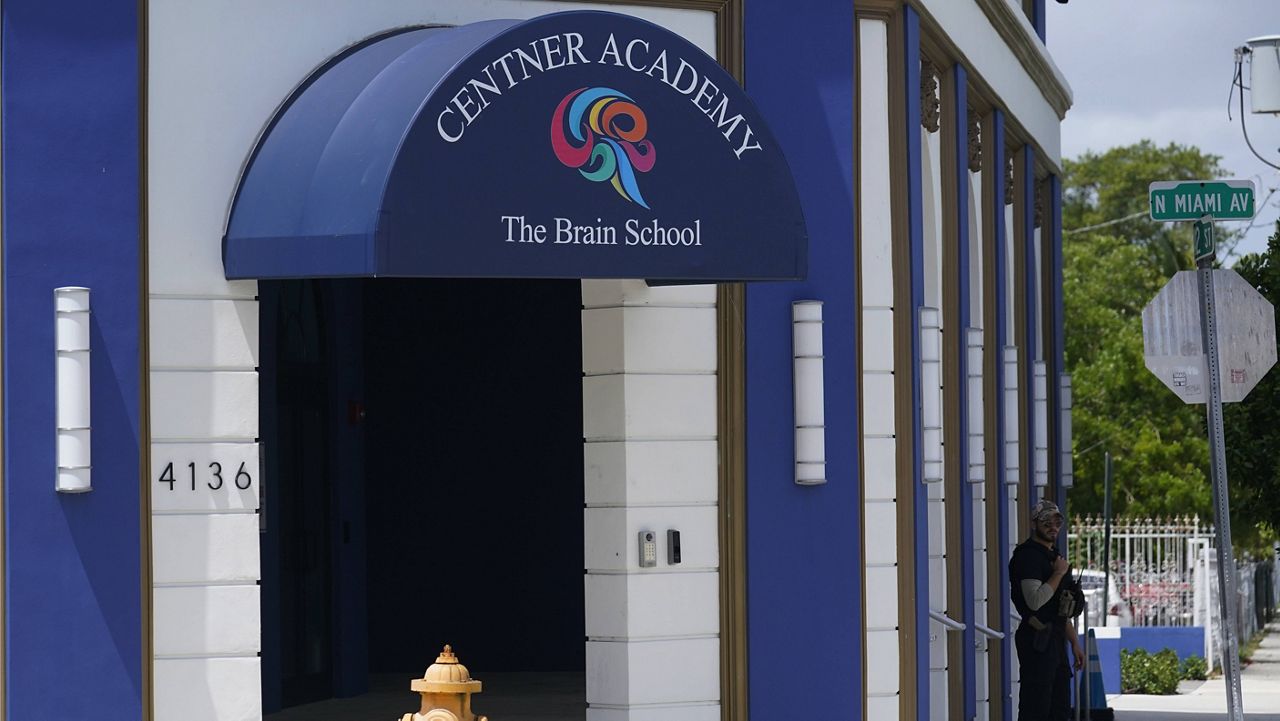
[
  {"left": 969, "top": 169, "right": 992, "bottom": 721},
  {"left": 1004, "top": 200, "right": 1023, "bottom": 701},
  {"left": 148, "top": 2, "right": 717, "bottom": 719},
  {"left": 581, "top": 280, "right": 721, "bottom": 721},
  {"left": 859, "top": 18, "right": 901, "bottom": 721},
  {"left": 922, "top": 111, "right": 952, "bottom": 721},
  {"left": 1035, "top": 226, "right": 1046, "bottom": 360},
  {"left": 149, "top": 296, "right": 261, "bottom": 721}
]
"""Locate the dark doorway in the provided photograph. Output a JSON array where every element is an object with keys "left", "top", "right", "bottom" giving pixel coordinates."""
[
  {"left": 261, "top": 277, "right": 585, "bottom": 714},
  {"left": 262, "top": 279, "right": 336, "bottom": 708},
  {"left": 361, "top": 278, "right": 586, "bottom": 673}
]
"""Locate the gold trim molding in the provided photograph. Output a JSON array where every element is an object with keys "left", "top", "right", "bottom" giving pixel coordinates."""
[
  {"left": 971, "top": 0, "right": 1072, "bottom": 118},
  {"left": 853, "top": 0, "right": 1071, "bottom": 121},
  {"left": 139, "top": 0, "right": 155, "bottom": 718}
]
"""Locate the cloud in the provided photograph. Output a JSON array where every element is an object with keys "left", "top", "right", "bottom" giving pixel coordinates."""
[
  {"left": 1061, "top": 108, "right": 1280, "bottom": 258},
  {"left": 1046, "top": 0, "right": 1280, "bottom": 259},
  {"left": 1063, "top": 108, "right": 1234, "bottom": 159}
]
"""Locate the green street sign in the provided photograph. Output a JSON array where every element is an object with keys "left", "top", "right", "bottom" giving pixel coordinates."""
[
  {"left": 1194, "top": 217, "right": 1215, "bottom": 261},
  {"left": 1149, "top": 179, "right": 1256, "bottom": 221}
]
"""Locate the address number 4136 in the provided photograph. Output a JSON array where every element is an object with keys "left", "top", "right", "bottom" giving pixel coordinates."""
[{"left": 158, "top": 461, "right": 253, "bottom": 491}]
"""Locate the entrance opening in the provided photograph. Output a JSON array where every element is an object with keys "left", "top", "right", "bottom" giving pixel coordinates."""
[{"left": 260, "top": 278, "right": 585, "bottom": 719}]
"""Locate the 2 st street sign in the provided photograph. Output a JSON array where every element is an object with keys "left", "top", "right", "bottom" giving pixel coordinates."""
[
  {"left": 1148, "top": 179, "right": 1256, "bottom": 221},
  {"left": 1194, "top": 218, "right": 1215, "bottom": 262}
]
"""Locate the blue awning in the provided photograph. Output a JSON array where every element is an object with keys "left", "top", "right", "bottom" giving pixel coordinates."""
[{"left": 223, "top": 11, "right": 806, "bottom": 282}]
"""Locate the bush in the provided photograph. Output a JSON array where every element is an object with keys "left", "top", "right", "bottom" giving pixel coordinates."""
[
  {"left": 1180, "top": 654, "right": 1208, "bottom": 681},
  {"left": 1120, "top": 648, "right": 1181, "bottom": 694}
]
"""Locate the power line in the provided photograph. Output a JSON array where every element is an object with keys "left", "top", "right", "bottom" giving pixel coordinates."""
[
  {"left": 1234, "top": 48, "right": 1280, "bottom": 172},
  {"left": 1064, "top": 209, "right": 1148, "bottom": 236},
  {"left": 1241, "top": 184, "right": 1280, "bottom": 238},
  {"left": 1065, "top": 190, "right": 1277, "bottom": 242}
]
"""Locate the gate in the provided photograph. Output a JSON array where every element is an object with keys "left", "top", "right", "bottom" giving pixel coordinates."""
[
  {"left": 1070, "top": 515, "right": 1277, "bottom": 670},
  {"left": 1068, "top": 515, "right": 1210, "bottom": 627}
]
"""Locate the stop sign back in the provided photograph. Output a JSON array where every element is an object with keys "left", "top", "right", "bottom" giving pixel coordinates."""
[{"left": 1142, "top": 269, "right": 1277, "bottom": 404}]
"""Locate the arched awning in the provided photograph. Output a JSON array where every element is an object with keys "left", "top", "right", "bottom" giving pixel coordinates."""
[{"left": 223, "top": 11, "right": 806, "bottom": 282}]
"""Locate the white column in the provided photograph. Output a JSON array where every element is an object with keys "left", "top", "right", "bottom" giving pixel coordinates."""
[
  {"left": 921, "top": 83, "right": 950, "bottom": 721},
  {"left": 150, "top": 296, "right": 262, "bottom": 721},
  {"left": 968, "top": 167, "right": 991, "bottom": 721},
  {"left": 581, "top": 280, "right": 720, "bottom": 721},
  {"left": 859, "top": 17, "right": 902, "bottom": 721},
  {"left": 1033, "top": 361, "right": 1049, "bottom": 488}
]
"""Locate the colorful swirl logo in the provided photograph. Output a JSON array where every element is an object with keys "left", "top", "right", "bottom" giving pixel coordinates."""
[{"left": 551, "top": 87, "right": 656, "bottom": 209}]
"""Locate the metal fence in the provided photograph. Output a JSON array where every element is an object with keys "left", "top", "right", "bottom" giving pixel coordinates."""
[
  {"left": 1068, "top": 515, "right": 1277, "bottom": 670},
  {"left": 1068, "top": 515, "right": 1211, "bottom": 627},
  {"left": 1195, "top": 549, "right": 1278, "bottom": 670}
]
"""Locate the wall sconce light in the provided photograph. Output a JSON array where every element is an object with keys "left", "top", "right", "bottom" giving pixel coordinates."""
[
  {"left": 919, "top": 307, "right": 943, "bottom": 484},
  {"left": 1002, "top": 346, "right": 1019, "bottom": 486},
  {"left": 966, "top": 328, "right": 985, "bottom": 483},
  {"left": 55, "top": 287, "right": 91, "bottom": 493},
  {"left": 1059, "top": 373, "right": 1073, "bottom": 488},
  {"left": 1032, "top": 361, "right": 1048, "bottom": 488},
  {"left": 792, "top": 300, "right": 826, "bottom": 486}
]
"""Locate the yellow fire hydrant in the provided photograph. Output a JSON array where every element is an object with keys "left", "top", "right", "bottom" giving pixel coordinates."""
[{"left": 399, "top": 645, "right": 489, "bottom": 721}]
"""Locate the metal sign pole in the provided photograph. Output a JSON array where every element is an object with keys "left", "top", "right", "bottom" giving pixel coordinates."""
[{"left": 1196, "top": 237, "right": 1245, "bottom": 721}]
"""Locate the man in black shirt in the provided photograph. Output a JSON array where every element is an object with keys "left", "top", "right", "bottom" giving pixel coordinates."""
[{"left": 1009, "top": 499, "right": 1086, "bottom": 720}]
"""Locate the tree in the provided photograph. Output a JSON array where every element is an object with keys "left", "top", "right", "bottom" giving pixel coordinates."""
[
  {"left": 1063, "top": 142, "right": 1226, "bottom": 524},
  {"left": 1064, "top": 141, "right": 1237, "bottom": 275},
  {"left": 1064, "top": 232, "right": 1211, "bottom": 521},
  {"left": 1222, "top": 221, "right": 1280, "bottom": 546}
]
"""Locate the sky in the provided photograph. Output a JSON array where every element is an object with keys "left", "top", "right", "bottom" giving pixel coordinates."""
[{"left": 1047, "top": 0, "right": 1280, "bottom": 259}]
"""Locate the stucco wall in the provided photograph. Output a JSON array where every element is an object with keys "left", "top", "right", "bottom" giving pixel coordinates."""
[{"left": 148, "top": 2, "right": 718, "bottom": 719}]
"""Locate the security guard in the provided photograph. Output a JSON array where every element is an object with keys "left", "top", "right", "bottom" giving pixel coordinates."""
[{"left": 1009, "top": 499, "right": 1086, "bottom": 720}]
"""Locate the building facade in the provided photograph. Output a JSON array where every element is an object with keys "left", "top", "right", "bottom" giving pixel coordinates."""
[{"left": 0, "top": 0, "right": 1072, "bottom": 719}]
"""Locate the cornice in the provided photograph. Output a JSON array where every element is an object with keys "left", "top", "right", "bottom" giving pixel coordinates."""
[
  {"left": 848, "top": 0, "right": 1073, "bottom": 121},
  {"left": 855, "top": 0, "right": 900, "bottom": 16},
  {"left": 973, "top": 0, "right": 1073, "bottom": 118}
]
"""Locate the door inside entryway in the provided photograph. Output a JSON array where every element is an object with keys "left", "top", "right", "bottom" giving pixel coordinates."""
[{"left": 259, "top": 277, "right": 585, "bottom": 718}]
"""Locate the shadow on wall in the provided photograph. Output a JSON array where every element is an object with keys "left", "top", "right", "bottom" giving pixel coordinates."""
[{"left": 65, "top": 319, "right": 144, "bottom": 701}]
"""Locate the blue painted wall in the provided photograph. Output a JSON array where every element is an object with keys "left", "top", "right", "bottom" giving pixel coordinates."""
[
  {"left": 1093, "top": 634, "right": 1122, "bottom": 695},
  {"left": 1021, "top": 147, "right": 1039, "bottom": 511},
  {"left": 2, "top": 0, "right": 143, "bottom": 718},
  {"left": 1050, "top": 175, "right": 1067, "bottom": 510},
  {"left": 951, "top": 64, "right": 978, "bottom": 721},
  {"left": 1093, "top": 627, "right": 1206, "bottom": 694},
  {"left": 904, "top": 10, "right": 931, "bottom": 719},
  {"left": 745, "top": 1, "right": 860, "bottom": 718},
  {"left": 991, "top": 110, "right": 1015, "bottom": 721}
]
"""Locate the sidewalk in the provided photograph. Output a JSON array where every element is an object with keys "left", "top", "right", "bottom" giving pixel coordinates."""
[{"left": 1109, "top": 620, "right": 1280, "bottom": 721}]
